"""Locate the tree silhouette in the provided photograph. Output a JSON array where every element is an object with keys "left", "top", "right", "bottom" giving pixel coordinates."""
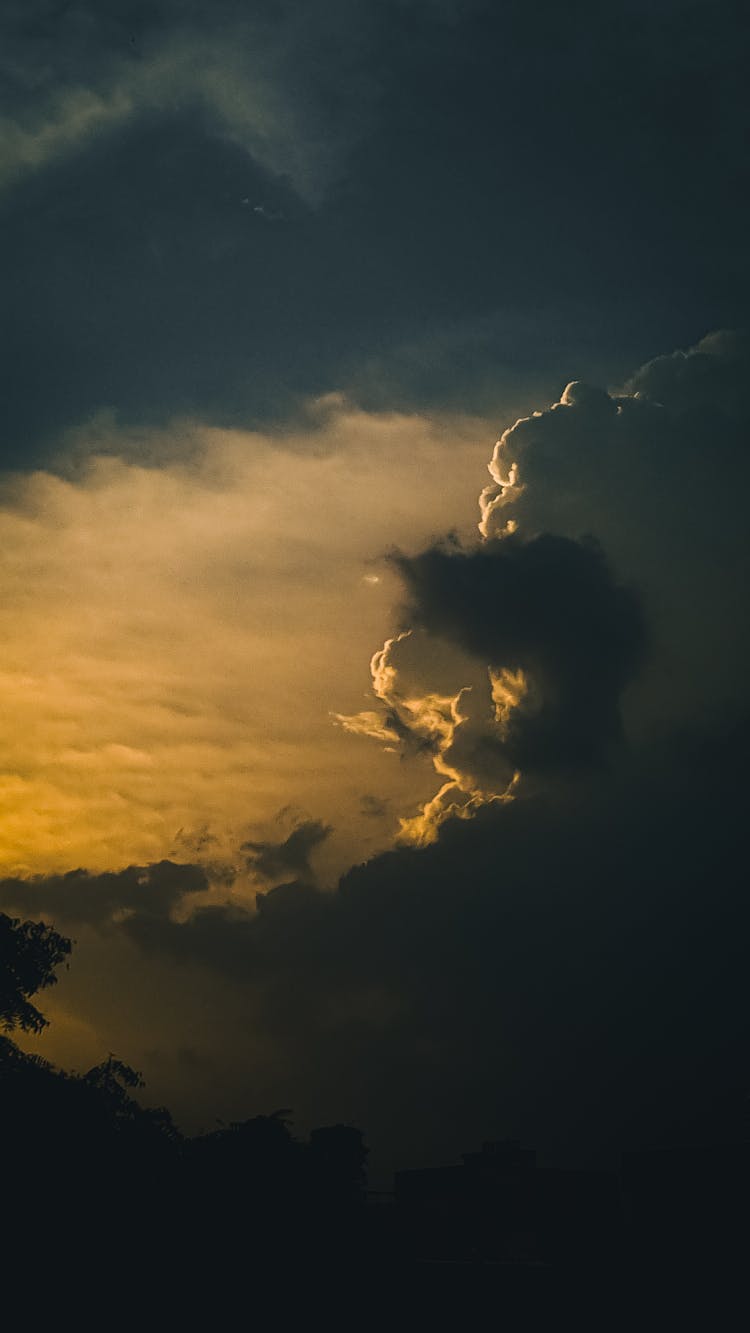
[
  {"left": 1, "top": 916, "right": 177, "bottom": 1199},
  {"left": 0, "top": 910, "right": 375, "bottom": 1294},
  {"left": 0, "top": 911, "right": 71, "bottom": 1034}
]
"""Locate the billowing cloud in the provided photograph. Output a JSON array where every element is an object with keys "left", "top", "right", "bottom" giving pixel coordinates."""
[
  {"left": 480, "top": 330, "right": 750, "bottom": 548},
  {"left": 340, "top": 534, "right": 645, "bottom": 841},
  {"left": 338, "top": 624, "right": 520, "bottom": 842},
  {"left": 340, "top": 330, "right": 749, "bottom": 841},
  {"left": 625, "top": 329, "right": 749, "bottom": 417},
  {"left": 479, "top": 329, "right": 750, "bottom": 731}
]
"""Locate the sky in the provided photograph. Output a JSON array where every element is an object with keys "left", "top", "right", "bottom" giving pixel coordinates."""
[{"left": 1, "top": 0, "right": 748, "bottom": 1175}]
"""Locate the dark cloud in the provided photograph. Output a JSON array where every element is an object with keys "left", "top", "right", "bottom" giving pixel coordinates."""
[
  {"left": 0, "top": 860, "right": 207, "bottom": 928},
  {"left": 1, "top": 2, "right": 747, "bottom": 461},
  {"left": 625, "top": 329, "right": 750, "bottom": 417},
  {"left": 391, "top": 534, "right": 646, "bottom": 772},
  {"left": 0, "top": 111, "right": 356, "bottom": 463},
  {"left": 255, "top": 327, "right": 746, "bottom": 1165},
  {"left": 480, "top": 330, "right": 750, "bottom": 550},
  {"left": 479, "top": 329, "right": 750, "bottom": 734},
  {"left": 0, "top": 822, "right": 330, "bottom": 933},
  {"left": 16, "top": 721, "right": 744, "bottom": 1170},
  {"left": 339, "top": 329, "right": 749, "bottom": 839},
  {"left": 243, "top": 819, "right": 332, "bottom": 887}
]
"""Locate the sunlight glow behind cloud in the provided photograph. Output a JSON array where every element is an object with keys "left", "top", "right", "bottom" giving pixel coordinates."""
[{"left": 0, "top": 403, "right": 491, "bottom": 880}]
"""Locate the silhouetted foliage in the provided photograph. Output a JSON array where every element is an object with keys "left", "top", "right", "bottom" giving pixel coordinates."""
[
  {"left": 1, "top": 908, "right": 371, "bottom": 1288},
  {"left": 0, "top": 911, "right": 71, "bottom": 1033},
  {"left": 1, "top": 912, "right": 182, "bottom": 1282},
  {"left": 3, "top": 911, "right": 744, "bottom": 1327}
]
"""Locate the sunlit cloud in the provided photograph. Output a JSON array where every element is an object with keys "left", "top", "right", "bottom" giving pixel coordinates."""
[
  {"left": 0, "top": 402, "right": 492, "bottom": 880},
  {"left": 337, "top": 626, "right": 522, "bottom": 845}
]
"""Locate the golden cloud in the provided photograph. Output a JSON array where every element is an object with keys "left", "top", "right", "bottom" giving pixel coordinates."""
[{"left": 0, "top": 402, "right": 493, "bottom": 881}]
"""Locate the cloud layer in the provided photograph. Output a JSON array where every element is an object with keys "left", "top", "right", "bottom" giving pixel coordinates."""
[
  {"left": 2, "top": 3, "right": 746, "bottom": 463},
  {"left": 0, "top": 0, "right": 384, "bottom": 200},
  {"left": 4, "top": 723, "right": 746, "bottom": 1169}
]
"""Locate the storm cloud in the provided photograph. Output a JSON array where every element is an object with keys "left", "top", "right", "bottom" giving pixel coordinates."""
[
  {"left": 480, "top": 329, "right": 750, "bottom": 729},
  {"left": 2, "top": 2, "right": 747, "bottom": 462},
  {"left": 393, "top": 533, "right": 646, "bottom": 772},
  {"left": 338, "top": 329, "right": 749, "bottom": 841}
]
